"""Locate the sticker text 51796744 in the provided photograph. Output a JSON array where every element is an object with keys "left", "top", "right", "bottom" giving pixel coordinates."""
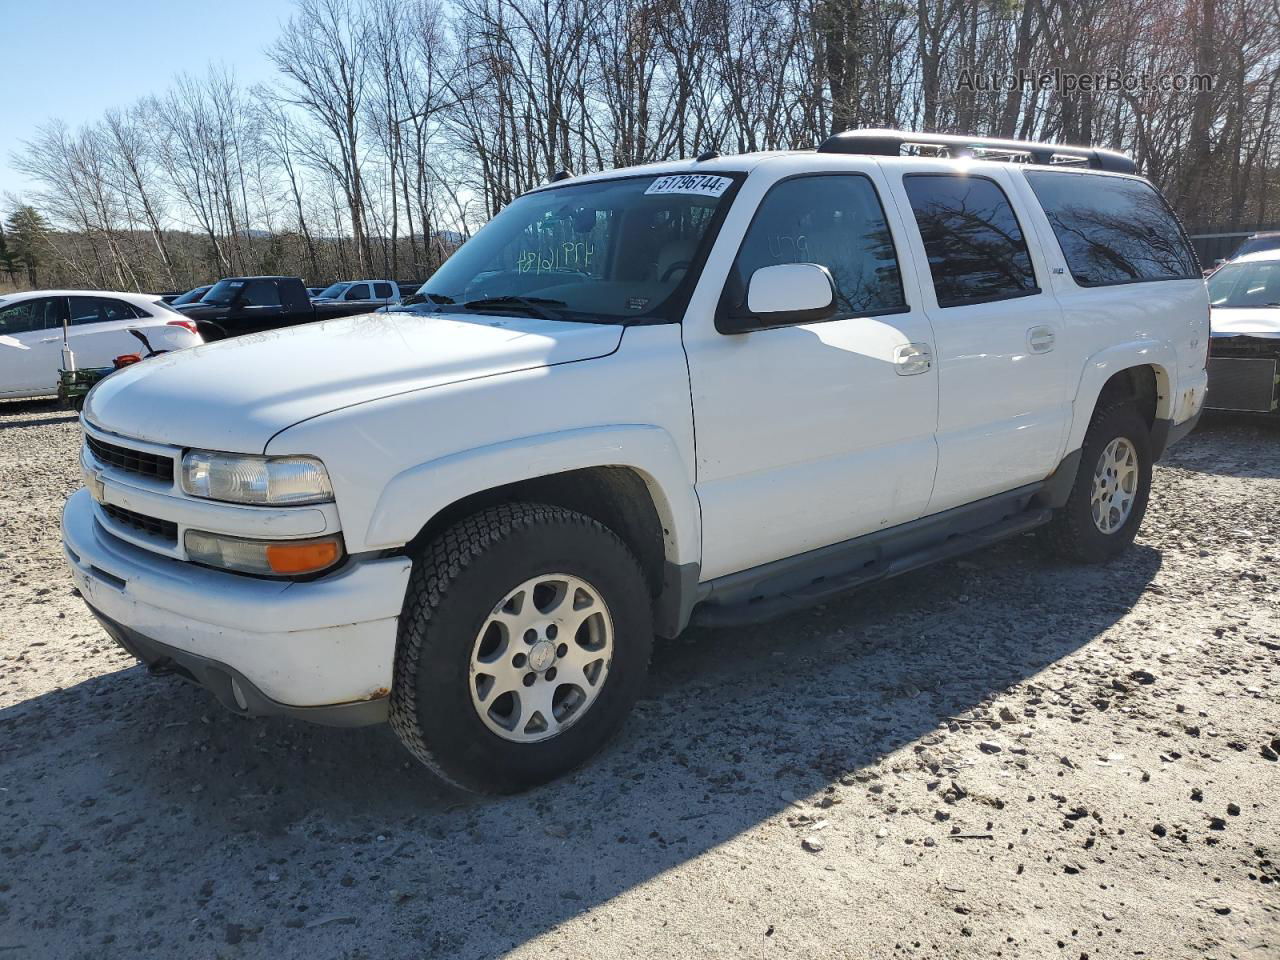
[{"left": 644, "top": 175, "right": 733, "bottom": 198}]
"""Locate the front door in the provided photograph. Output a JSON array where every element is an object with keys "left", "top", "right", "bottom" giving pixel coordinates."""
[
  {"left": 682, "top": 168, "right": 940, "bottom": 581},
  {"left": 0, "top": 296, "right": 67, "bottom": 396}
]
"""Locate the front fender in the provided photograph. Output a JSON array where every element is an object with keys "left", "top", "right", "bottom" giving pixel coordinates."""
[
  {"left": 362, "top": 424, "right": 701, "bottom": 568},
  {"left": 1067, "top": 340, "right": 1176, "bottom": 454}
]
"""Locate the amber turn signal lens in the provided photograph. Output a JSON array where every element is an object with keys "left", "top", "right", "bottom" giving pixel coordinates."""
[{"left": 265, "top": 538, "right": 342, "bottom": 575}]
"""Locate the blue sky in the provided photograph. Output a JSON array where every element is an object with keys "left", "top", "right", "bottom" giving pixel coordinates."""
[{"left": 1, "top": 0, "right": 299, "bottom": 200}]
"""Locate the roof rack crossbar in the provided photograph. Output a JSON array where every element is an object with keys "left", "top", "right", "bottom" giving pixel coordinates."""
[{"left": 816, "top": 129, "right": 1136, "bottom": 174}]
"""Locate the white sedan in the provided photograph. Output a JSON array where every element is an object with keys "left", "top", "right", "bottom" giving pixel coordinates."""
[{"left": 0, "top": 290, "right": 203, "bottom": 400}]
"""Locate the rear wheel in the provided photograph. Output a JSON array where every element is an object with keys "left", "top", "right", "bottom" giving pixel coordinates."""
[
  {"left": 389, "top": 503, "right": 653, "bottom": 794},
  {"left": 1046, "top": 402, "right": 1153, "bottom": 563}
]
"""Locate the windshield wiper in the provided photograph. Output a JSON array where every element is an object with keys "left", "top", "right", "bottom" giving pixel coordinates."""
[{"left": 462, "top": 295, "right": 567, "bottom": 321}]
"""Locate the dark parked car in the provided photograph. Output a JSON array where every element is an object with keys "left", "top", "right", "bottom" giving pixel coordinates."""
[
  {"left": 173, "top": 276, "right": 389, "bottom": 339},
  {"left": 1229, "top": 232, "right": 1280, "bottom": 261}
]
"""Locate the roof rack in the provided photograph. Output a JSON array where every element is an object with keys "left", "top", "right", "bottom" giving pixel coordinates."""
[{"left": 816, "top": 129, "right": 1136, "bottom": 175}]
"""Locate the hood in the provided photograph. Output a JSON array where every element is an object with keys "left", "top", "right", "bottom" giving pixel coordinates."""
[
  {"left": 1210, "top": 306, "right": 1280, "bottom": 339},
  {"left": 85, "top": 311, "right": 623, "bottom": 451}
]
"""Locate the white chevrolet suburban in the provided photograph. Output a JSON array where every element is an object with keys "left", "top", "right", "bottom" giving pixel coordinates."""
[{"left": 62, "top": 130, "right": 1208, "bottom": 793}]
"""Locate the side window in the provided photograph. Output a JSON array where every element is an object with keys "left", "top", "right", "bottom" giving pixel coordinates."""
[
  {"left": 1024, "top": 172, "right": 1200, "bottom": 285},
  {"left": 729, "top": 174, "right": 907, "bottom": 319},
  {"left": 241, "top": 280, "right": 282, "bottom": 307},
  {"left": 903, "top": 175, "right": 1038, "bottom": 307},
  {"left": 345, "top": 283, "right": 371, "bottom": 301},
  {"left": 70, "top": 297, "right": 142, "bottom": 325},
  {"left": 373, "top": 282, "right": 393, "bottom": 299},
  {"left": 0, "top": 299, "right": 50, "bottom": 336}
]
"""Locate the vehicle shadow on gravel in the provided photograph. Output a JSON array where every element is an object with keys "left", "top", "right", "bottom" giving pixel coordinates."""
[
  {"left": 0, "top": 536, "right": 1161, "bottom": 958},
  {"left": 0, "top": 398, "right": 78, "bottom": 430}
]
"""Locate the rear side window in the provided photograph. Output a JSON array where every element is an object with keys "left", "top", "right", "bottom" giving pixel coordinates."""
[
  {"left": 68, "top": 297, "right": 143, "bottom": 325},
  {"left": 903, "top": 174, "right": 1038, "bottom": 307},
  {"left": 373, "top": 282, "right": 393, "bottom": 299},
  {"left": 1024, "top": 171, "right": 1199, "bottom": 285},
  {"left": 730, "top": 174, "right": 907, "bottom": 318}
]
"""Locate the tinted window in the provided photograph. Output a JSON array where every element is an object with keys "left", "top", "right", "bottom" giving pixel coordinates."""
[
  {"left": 241, "top": 280, "right": 282, "bottom": 307},
  {"left": 373, "top": 282, "right": 393, "bottom": 299},
  {"left": 730, "top": 174, "right": 906, "bottom": 318},
  {"left": 904, "top": 175, "right": 1037, "bottom": 307},
  {"left": 68, "top": 297, "right": 142, "bottom": 325},
  {"left": 1025, "top": 171, "right": 1199, "bottom": 285},
  {"left": 0, "top": 298, "right": 56, "bottom": 335},
  {"left": 345, "top": 283, "right": 371, "bottom": 300}
]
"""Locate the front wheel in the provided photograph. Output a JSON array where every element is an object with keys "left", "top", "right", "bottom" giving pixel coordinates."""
[
  {"left": 389, "top": 503, "right": 653, "bottom": 793},
  {"left": 1045, "top": 402, "right": 1153, "bottom": 563}
]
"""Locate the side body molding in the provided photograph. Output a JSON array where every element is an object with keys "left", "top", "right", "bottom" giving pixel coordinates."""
[
  {"left": 362, "top": 423, "right": 702, "bottom": 568},
  {"left": 1065, "top": 339, "right": 1176, "bottom": 454}
]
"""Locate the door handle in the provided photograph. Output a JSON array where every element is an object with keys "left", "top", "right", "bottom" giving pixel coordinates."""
[
  {"left": 1027, "top": 325, "right": 1056, "bottom": 353},
  {"left": 894, "top": 342, "right": 933, "bottom": 376}
]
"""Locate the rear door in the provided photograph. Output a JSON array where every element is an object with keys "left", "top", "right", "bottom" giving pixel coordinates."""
[
  {"left": 0, "top": 297, "right": 67, "bottom": 396},
  {"left": 886, "top": 164, "right": 1070, "bottom": 513},
  {"left": 66, "top": 296, "right": 154, "bottom": 369}
]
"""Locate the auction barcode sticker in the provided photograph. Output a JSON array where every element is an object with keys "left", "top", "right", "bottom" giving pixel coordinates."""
[{"left": 645, "top": 174, "right": 733, "bottom": 198}]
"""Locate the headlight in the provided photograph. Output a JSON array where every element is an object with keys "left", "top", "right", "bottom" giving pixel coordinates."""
[
  {"left": 181, "top": 450, "right": 333, "bottom": 505},
  {"left": 184, "top": 530, "right": 344, "bottom": 576}
]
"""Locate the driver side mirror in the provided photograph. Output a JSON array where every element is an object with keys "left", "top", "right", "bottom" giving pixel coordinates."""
[{"left": 719, "top": 263, "right": 836, "bottom": 334}]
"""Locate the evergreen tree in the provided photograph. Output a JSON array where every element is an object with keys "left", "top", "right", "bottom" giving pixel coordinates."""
[
  {"left": 5, "top": 206, "right": 48, "bottom": 288},
  {"left": 0, "top": 219, "right": 20, "bottom": 286}
]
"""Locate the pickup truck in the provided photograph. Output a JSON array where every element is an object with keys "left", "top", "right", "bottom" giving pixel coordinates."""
[
  {"left": 64, "top": 130, "right": 1208, "bottom": 794},
  {"left": 173, "top": 276, "right": 382, "bottom": 339},
  {"left": 310, "top": 280, "right": 405, "bottom": 309}
]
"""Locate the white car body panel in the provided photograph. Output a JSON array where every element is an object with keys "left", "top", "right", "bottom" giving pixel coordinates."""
[
  {"left": 1210, "top": 307, "right": 1280, "bottom": 339},
  {"left": 267, "top": 323, "right": 697, "bottom": 560},
  {"left": 85, "top": 311, "right": 624, "bottom": 451},
  {"left": 60, "top": 147, "right": 1210, "bottom": 713},
  {"left": 0, "top": 290, "right": 201, "bottom": 399}
]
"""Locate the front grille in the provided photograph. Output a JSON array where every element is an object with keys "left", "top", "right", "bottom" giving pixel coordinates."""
[
  {"left": 101, "top": 503, "right": 179, "bottom": 544},
  {"left": 86, "top": 435, "right": 175, "bottom": 483},
  {"left": 1206, "top": 356, "right": 1279, "bottom": 412}
]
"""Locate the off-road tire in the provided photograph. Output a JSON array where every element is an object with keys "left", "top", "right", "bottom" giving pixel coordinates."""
[
  {"left": 389, "top": 502, "right": 653, "bottom": 794},
  {"left": 1045, "top": 401, "right": 1153, "bottom": 563}
]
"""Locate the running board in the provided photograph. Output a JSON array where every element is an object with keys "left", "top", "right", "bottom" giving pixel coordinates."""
[{"left": 690, "top": 501, "right": 1053, "bottom": 628}]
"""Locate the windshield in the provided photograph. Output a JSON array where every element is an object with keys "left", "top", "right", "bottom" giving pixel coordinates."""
[
  {"left": 315, "top": 283, "right": 348, "bottom": 299},
  {"left": 172, "top": 285, "right": 211, "bottom": 306},
  {"left": 200, "top": 278, "right": 248, "bottom": 306},
  {"left": 418, "top": 173, "right": 741, "bottom": 323},
  {"left": 1208, "top": 260, "right": 1280, "bottom": 308}
]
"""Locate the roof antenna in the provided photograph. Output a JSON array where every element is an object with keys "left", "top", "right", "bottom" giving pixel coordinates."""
[
  {"left": 549, "top": 170, "right": 573, "bottom": 183},
  {"left": 695, "top": 149, "right": 720, "bottom": 162}
]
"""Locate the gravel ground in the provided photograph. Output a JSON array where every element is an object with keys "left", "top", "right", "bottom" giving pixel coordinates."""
[{"left": 0, "top": 399, "right": 1277, "bottom": 960}]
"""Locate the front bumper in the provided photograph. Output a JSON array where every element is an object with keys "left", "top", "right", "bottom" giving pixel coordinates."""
[{"left": 62, "top": 488, "right": 413, "bottom": 723}]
